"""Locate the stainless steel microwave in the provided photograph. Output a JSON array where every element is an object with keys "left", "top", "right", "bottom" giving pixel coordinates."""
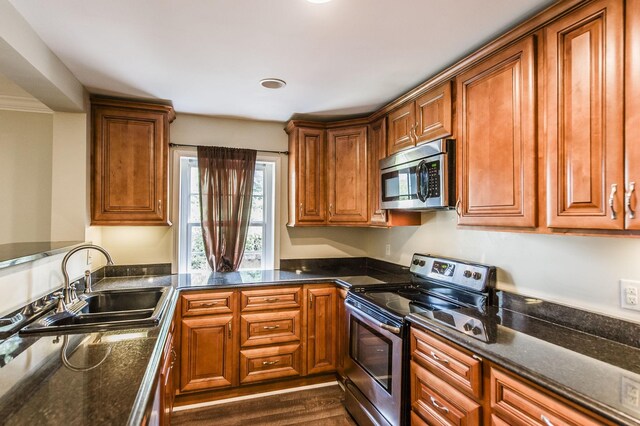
[{"left": 379, "top": 139, "right": 455, "bottom": 210}]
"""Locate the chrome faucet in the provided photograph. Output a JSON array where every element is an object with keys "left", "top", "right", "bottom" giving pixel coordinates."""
[{"left": 61, "top": 244, "right": 114, "bottom": 305}]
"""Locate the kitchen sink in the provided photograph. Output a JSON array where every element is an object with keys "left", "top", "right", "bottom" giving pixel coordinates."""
[
  {"left": 20, "top": 286, "right": 173, "bottom": 335},
  {"left": 80, "top": 288, "right": 165, "bottom": 313}
]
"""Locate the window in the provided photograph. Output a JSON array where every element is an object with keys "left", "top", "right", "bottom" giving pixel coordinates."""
[{"left": 178, "top": 157, "right": 275, "bottom": 272}]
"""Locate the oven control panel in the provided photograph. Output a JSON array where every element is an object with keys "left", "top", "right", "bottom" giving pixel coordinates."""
[{"left": 410, "top": 254, "right": 496, "bottom": 292}]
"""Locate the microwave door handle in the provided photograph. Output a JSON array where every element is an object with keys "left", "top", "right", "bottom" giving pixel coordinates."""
[{"left": 416, "top": 160, "right": 428, "bottom": 202}]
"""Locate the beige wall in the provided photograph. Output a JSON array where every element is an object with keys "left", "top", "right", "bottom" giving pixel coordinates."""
[
  {"left": 365, "top": 211, "right": 640, "bottom": 323},
  {"left": 99, "top": 114, "right": 368, "bottom": 266},
  {"left": 0, "top": 110, "right": 53, "bottom": 244}
]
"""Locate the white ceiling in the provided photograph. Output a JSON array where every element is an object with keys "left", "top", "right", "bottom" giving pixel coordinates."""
[{"left": 10, "top": 0, "right": 556, "bottom": 122}]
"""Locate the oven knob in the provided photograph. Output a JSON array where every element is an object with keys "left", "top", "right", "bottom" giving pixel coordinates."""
[
  {"left": 472, "top": 272, "right": 482, "bottom": 280},
  {"left": 413, "top": 258, "right": 420, "bottom": 265},
  {"left": 472, "top": 326, "right": 483, "bottom": 336},
  {"left": 463, "top": 321, "right": 474, "bottom": 332},
  {"left": 418, "top": 260, "right": 426, "bottom": 267},
  {"left": 463, "top": 270, "right": 472, "bottom": 278}
]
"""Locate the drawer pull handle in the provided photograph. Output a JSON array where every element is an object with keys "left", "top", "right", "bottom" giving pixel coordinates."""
[
  {"left": 199, "top": 301, "right": 220, "bottom": 307},
  {"left": 262, "top": 360, "right": 279, "bottom": 366},
  {"left": 541, "top": 414, "right": 554, "bottom": 426},
  {"left": 430, "top": 351, "right": 449, "bottom": 364},
  {"left": 430, "top": 396, "right": 449, "bottom": 414},
  {"left": 265, "top": 298, "right": 280, "bottom": 303},
  {"left": 263, "top": 325, "right": 281, "bottom": 330}
]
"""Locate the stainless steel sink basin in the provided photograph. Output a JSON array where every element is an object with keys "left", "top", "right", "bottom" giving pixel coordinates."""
[
  {"left": 20, "top": 286, "right": 173, "bottom": 335},
  {"left": 80, "top": 288, "right": 165, "bottom": 313}
]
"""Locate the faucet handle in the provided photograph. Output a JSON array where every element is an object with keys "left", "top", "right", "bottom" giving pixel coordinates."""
[
  {"left": 53, "top": 291, "right": 67, "bottom": 314},
  {"left": 83, "top": 270, "right": 93, "bottom": 294},
  {"left": 70, "top": 282, "right": 78, "bottom": 302}
]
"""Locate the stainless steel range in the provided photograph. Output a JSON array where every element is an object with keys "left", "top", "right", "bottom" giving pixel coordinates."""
[{"left": 343, "top": 253, "right": 497, "bottom": 426}]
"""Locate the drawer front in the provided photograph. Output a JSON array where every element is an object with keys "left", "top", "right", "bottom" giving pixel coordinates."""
[
  {"left": 240, "top": 287, "right": 302, "bottom": 312},
  {"left": 240, "top": 310, "right": 301, "bottom": 347},
  {"left": 490, "top": 367, "right": 605, "bottom": 426},
  {"left": 239, "top": 344, "right": 302, "bottom": 384},
  {"left": 411, "top": 326, "right": 482, "bottom": 398},
  {"left": 181, "top": 291, "right": 235, "bottom": 317},
  {"left": 411, "top": 361, "right": 481, "bottom": 426},
  {"left": 410, "top": 411, "right": 428, "bottom": 426}
]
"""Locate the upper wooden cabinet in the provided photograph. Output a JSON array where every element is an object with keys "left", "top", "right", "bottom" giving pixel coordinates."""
[
  {"left": 626, "top": 0, "right": 640, "bottom": 230},
  {"left": 457, "top": 36, "right": 537, "bottom": 227},
  {"left": 546, "top": 0, "right": 624, "bottom": 230},
  {"left": 287, "top": 124, "right": 327, "bottom": 226},
  {"left": 91, "top": 97, "right": 174, "bottom": 225},
  {"left": 387, "top": 81, "right": 453, "bottom": 155},
  {"left": 327, "top": 126, "right": 368, "bottom": 224}
]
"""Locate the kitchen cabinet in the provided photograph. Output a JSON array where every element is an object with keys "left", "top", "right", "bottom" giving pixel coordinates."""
[
  {"left": 239, "top": 286, "right": 303, "bottom": 384},
  {"left": 327, "top": 126, "right": 368, "bottom": 224},
  {"left": 626, "top": 0, "right": 640, "bottom": 230},
  {"left": 286, "top": 124, "right": 327, "bottom": 226},
  {"left": 489, "top": 366, "right": 612, "bottom": 426},
  {"left": 306, "top": 285, "right": 337, "bottom": 375},
  {"left": 91, "top": 96, "right": 175, "bottom": 226},
  {"left": 160, "top": 323, "right": 176, "bottom": 425},
  {"left": 546, "top": 0, "right": 624, "bottom": 230},
  {"left": 179, "top": 291, "right": 238, "bottom": 392},
  {"left": 335, "top": 288, "right": 348, "bottom": 378},
  {"left": 387, "top": 81, "right": 453, "bottom": 156},
  {"left": 456, "top": 35, "right": 537, "bottom": 227},
  {"left": 368, "top": 118, "right": 421, "bottom": 227},
  {"left": 410, "top": 324, "right": 615, "bottom": 426}
]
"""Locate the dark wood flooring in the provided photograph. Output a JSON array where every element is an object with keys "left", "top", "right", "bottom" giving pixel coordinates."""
[{"left": 171, "top": 384, "right": 357, "bottom": 425}]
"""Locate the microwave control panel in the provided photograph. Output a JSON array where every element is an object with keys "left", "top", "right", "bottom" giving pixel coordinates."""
[{"left": 425, "top": 161, "right": 440, "bottom": 198}]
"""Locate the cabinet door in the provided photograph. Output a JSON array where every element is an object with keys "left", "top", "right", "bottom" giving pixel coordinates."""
[
  {"left": 335, "top": 288, "right": 348, "bottom": 378},
  {"left": 415, "top": 81, "right": 453, "bottom": 144},
  {"left": 457, "top": 36, "right": 537, "bottom": 227},
  {"left": 161, "top": 332, "right": 175, "bottom": 426},
  {"left": 289, "top": 127, "right": 326, "bottom": 224},
  {"left": 387, "top": 102, "right": 416, "bottom": 155},
  {"left": 307, "top": 286, "right": 337, "bottom": 375},
  {"left": 546, "top": 0, "right": 624, "bottom": 229},
  {"left": 180, "top": 314, "right": 236, "bottom": 392},
  {"left": 92, "top": 102, "right": 170, "bottom": 225},
  {"left": 327, "top": 126, "right": 368, "bottom": 223},
  {"left": 368, "top": 118, "right": 388, "bottom": 224},
  {"left": 626, "top": 0, "right": 640, "bottom": 230}
]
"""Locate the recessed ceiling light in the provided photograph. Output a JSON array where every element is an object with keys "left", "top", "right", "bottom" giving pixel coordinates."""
[
  {"left": 307, "top": 0, "right": 332, "bottom": 3},
  {"left": 260, "top": 78, "right": 287, "bottom": 89}
]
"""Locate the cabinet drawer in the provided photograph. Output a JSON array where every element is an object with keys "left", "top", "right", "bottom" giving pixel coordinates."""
[
  {"left": 490, "top": 366, "right": 606, "bottom": 426},
  {"left": 410, "top": 327, "right": 482, "bottom": 398},
  {"left": 239, "top": 344, "right": 302, "bottom": 384},
  {"left": 240, "top": 310, "right": 301, "bottom": 347},
  {"left": 181, "top": 291, "right": 235, "bottom": 317},
  {"left": 240, "top": 287, "right": 302, "bottom": 312},
  {"left": 411, "top": 361, "right": 481, "bottom": 426}
]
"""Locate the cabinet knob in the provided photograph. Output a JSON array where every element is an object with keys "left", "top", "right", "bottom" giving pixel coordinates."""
[{"left": 626, "top": 182, "right": 636, "bottom": 219}]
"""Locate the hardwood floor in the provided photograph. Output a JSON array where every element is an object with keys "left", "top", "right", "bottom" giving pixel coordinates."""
[{"left": 171, "top": 384, "right": 357, "bottom": 425}]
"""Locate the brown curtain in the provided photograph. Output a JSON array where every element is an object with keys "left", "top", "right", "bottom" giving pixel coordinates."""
[{"left": 197, "top": 146, "right": 256, "bottom": 272}]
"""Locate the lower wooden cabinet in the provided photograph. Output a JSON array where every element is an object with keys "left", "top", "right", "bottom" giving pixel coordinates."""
[
  {"left": 177, "top": 284, "right": 341, "bottom": 396},
  {"left": 180, "top": 314, "right": 236, "bottom": 392},
  {"left": 410, "top": 324, "right": 614, "bottom": 426},
  {"left": 307, "top": 285, "right": 338, "bottom": 375},
  {"left": 160, "top": 328, "right": 176, "bottom": 425}
]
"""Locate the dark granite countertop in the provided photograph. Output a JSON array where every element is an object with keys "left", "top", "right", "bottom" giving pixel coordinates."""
[{"left": 1, "top": 264, "right": 639, "bottom": 426}]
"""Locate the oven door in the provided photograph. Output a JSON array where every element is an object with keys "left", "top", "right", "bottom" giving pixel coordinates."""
[{"left": 345, "top": 302, "right": 403, "bottom": 426}]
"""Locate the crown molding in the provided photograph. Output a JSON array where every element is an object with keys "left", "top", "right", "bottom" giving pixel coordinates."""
[{"left": 0, "top": 95, "right": 52, "bottom": 114}]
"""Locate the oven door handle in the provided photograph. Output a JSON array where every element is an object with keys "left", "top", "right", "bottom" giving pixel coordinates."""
[{"left": 347, "top": 302, "right": 402, "bottom": 335}]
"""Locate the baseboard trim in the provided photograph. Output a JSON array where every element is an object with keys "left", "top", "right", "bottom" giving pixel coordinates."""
[{"left": 173, "top": 380, "right": 340, "bottom": 412}]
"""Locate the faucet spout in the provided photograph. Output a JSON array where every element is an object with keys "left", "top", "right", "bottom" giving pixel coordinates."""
[{"left": 61, "top": 244, "right": 114, "bottom": 305}]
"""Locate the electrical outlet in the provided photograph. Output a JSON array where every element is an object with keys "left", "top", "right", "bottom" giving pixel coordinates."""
[
  {"left": 385, "top": 244, "right": 391, "bottom": 256},
  {"left": 620, "top": 280, "right": 640, "bottom": 311},
  {"left": 621, "top": 376, "right": 640, "bottom": 410}
]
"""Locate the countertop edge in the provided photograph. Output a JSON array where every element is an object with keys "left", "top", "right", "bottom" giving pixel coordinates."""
[{"left": 406, "top": 314, "right": 640, "bottom": 426}]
